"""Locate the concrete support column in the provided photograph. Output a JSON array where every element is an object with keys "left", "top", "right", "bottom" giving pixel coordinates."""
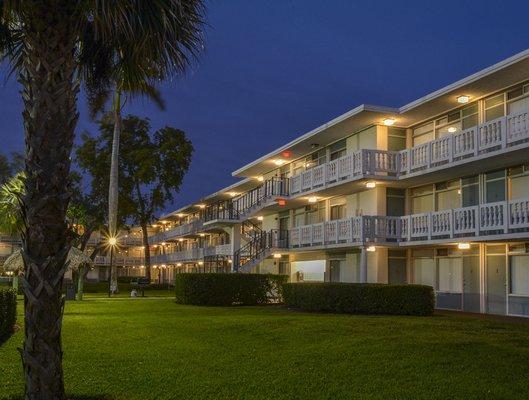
[
  {"left": 230, "top": 223, "right": 242, "bottom": 272},
  {"left": 360, "top": 247, "right": 368, "bottom": 283}
]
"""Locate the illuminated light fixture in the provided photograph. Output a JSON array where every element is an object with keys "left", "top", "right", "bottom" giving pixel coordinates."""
[
  {"left": 366, "top": 246, "right": 376, "bottom": 252},
  {"left": 199, "top": 233, "right": 205, "bottom": 237},
  {"left": 457, "top": 189, "right": 462, "bottom": 195},
  {"left": 178, "top": 238, "right": 184, "bottom": 242},
  {"left": 228, "top": 192, "right": 238, "bottom": 197},
  {"left": 257, "top": 176, "right": 264, "bottom": 182},
  {"left": 382, "top": 118, "right": 396, "bottom": 126},
  {"left": 277, "top": 199, "right": 286, "bottom": 206},
  {"left": 153, "top": 265, "right": 158, "bottom": 269},
  {"left": 308, "top": 196, "right": 318, "bottom": 203},
  {"left": 273, "top": 159, "right": 286, "bottom": 166},
  {"left": 176, "top": 263, "right": 183, "bottom": 267},
  {"left": 152, "top": 244, "right": 158, "bottom": 248},
  {"left": 160, "top": 220, "right": 168, "bottom": 224},
  {"left": 228, "top": 259, "right": 233, "bottom": 264},
  {"left": 273, "top": 253, "right": 282, "bottom": 259},
  {"left": 282, "top": 151, "right": 292, "bottom": 158},
  {"left": 458, "top": 243, "right": 471, "bottom": 250},
  {"left": 197, "top": 204, "right": 206, "bottom": 209},
  {"left": 448, "top": 127, "right": 457, "bottom": 133},
  {"left": 108, "top": 237, "right": 117, "bottom": 246},
  {"left": 365, "top": 181, "right": 376, "bottom": 189},
  {"left": 457, "top": 95, "right": 470, "bottom": 104},
  {"left": 151, "top": 224, "right": 158, "bottom": 228},
  {"left": 161, "top": 264, "right": 166, "bottom": 268},
  {"left": 257, "top": 216, "right": 264, "bottom": 221},
  {"left": 177, "top": 213, "right": 185, "bottom": 218},
  {"left": 198, "top": 261, "right": 204, "bottom": 266},
  {"left": 161, "top": 242, "right": 166, "bottom": 246}
]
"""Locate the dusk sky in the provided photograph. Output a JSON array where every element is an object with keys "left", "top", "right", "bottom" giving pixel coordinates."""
[{"left": 1, "top": 0, "right": 529, "bottom": 215}]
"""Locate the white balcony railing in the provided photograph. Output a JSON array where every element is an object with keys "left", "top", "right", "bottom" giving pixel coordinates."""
[
  {"left": 288, "top": 197, "right": 529, "bottom": 248},
  {"left": 94, "top": 256, "right": 144, "bottom": 266},
  {"left": 290, "top": 109, "right": 529, "bottom": 196}
]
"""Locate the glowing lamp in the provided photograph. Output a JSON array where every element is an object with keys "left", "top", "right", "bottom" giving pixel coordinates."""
[
  {"left": 108, "top": 237, "right": 117, "bottom": 246},
  {"left": 457, "top": 95, "right": 470, "bottom": 104},
  {"left": 382, "top": 118, "right": 396, "bottom": 126},
  {"left": 308, "top": 196, "right": 318, "bottom": 203},
  {"left": 448, "top": 127, "right": 457, "bottom": 133},
  {"left": 365, "top": 181, "right": 376, "bottom": 189},
  {"left": 458, "top": 243, "right": 470, "bottom": 250},
  {"left": 198, "top": 261, "right": 204, "bottom": 266},
  {"left": 277, "top": 199, "right": 286, "bottom": 206},
  {"left": 273, "top": 253, "right": 282, "bottom": 259},
  {"left": 257, "top": 176, "right": 264, "bottom": 182},
  {"left": 273, "top": 159, "right": 286, "bottom": 166},
  {"left": 257, "top": 216, "right": 264, "bottom": 221},
  {"left": 282, "top": 151, "right": 292, "bottom": 158},
  {"left": 176, "top": 263, "right": 183, "bottom": 267},
  {"left": 366, "top": 246, "right": 376, "bottom": 252}
]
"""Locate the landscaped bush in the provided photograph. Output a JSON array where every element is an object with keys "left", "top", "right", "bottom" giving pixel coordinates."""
[
  {"left": 0, "top": 288, "right": 17, "bottom": 341},
  {"left": 282, "top": 283, "right": 434, "bottom": 316},
  {"left": 174, "top": 273, "right": 288, "bottom": 306},
  {"left": 83, "top": 282, "right": 173, "bottom": 293}
]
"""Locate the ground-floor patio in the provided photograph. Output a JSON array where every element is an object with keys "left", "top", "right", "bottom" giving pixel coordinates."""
[{"left": 2, "top": 298, "right": 529, "bottom": 399}]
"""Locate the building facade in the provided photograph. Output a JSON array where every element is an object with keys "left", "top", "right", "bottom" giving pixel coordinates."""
[{"left": 2, "top": 50, "right": 529, "bottom": 317}]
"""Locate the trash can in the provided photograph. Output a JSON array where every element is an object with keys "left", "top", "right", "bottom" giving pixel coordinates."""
[{"left": 65, "top": 282, "right": 76, "bottom": 301}]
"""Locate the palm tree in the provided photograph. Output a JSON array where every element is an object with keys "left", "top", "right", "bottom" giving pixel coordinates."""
[
  {"left": 0, "top": 3, "right": 205, "bottom": 399},
  {"left": 89, "top": 69, "right": 166, "bottom": 292}
]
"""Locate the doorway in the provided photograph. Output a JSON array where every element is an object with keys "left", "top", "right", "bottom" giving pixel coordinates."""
[{"left": 486, "top": 245, "right": 507, "bottom": 315}]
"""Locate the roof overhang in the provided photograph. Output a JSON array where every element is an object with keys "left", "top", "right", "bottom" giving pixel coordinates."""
[{"left": 233, "top": 48, "right": 529, "bottom": 178}]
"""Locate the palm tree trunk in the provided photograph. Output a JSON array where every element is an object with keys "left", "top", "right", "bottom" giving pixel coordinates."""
[
  {"left": 108, "top": 90, "right": 121, "bottom": 293},
  {"left": 18, "top": 3, "right": 79, "bottom": 399}
]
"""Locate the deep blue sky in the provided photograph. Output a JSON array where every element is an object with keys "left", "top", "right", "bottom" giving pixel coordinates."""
[{"left": 1, "top": 0, "right": 529, "bottom": 215}]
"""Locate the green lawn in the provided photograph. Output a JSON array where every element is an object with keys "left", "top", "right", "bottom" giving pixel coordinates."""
[{"left": 2, "top": 299, "right": 529, "bottom": 400}]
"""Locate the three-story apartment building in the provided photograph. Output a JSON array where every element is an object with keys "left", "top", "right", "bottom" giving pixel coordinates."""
[{"left": 148, "top": 49, "right": 529, "bottom": 317}]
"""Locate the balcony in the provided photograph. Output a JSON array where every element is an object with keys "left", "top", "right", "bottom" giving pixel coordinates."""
[
  {"left": 289, "top": 197, "right": 529, "bottom": 248},
  {"left": 94, "top": 256, "right": 144, "bottom": 266},
  {"left": 150, "top": 218, "right": 204, "bottom": 244},
  {"left": 290, "top": 109, "right": 529, "bottom": 196}
]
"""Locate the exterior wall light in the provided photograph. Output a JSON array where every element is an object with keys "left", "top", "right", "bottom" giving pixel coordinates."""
[
  {"left": 277, "top": 199, "right": 286, "bottom": 206},
  {"left": 199, "top": 233, "right": 205, "bottom": 237},
  {"left": 448, "top": 127, "right": 457, "bottom": 133},
  {"left": 197, "top": 204, "right": 206, "bottom": 209},
  {"left": 366, "top": 246, "right": 376, "bottom": 252},
  {"left": 257, "top": 176, "right": 264, "bottom": 182},
  {"left": 198, "top": 261, "right": 204, "bottom": 266},
  {"left": 282, "top": 151, "right": 292, "bottom": 158},
  {"left": 458, "top": 243, "right": 471, "bottom": 250},
  {"left": 176, "top": 263, "right": 182, "bottom": 267},
  {"left": 257, "top": 216, "right": 264, "bottom": 221},
  {"left": 273, "top": 253, "right": 282, "bottom": 259},
  {"left": 228, "top": 192, "right": 238, "bottom": 197},
  {"left": 457, "top": 95, "right": 470, "bottom": 104},
  {"left": 273, "top": 159, "right": 286, "bottom": 166},
  {"left": 382, "top": 118, "right": 396, "bottom": 126},
  {"left": 365, "top": 181, "right": 376, "bottom": 188},
  {"left": 308, "top": 196, "right": 318, "bottom": 203}
]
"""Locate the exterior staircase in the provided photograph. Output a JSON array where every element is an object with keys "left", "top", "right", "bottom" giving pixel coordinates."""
[
  {"left": 203, "top": 178, "right": 288, "bottom": 224},
  {"left": 233, "top": 229, "right": 289, "bottom": 272}
]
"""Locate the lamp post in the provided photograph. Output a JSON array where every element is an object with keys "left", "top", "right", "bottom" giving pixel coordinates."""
[{"left": 107, "top": 236, "right": 117, "bottom": 297}]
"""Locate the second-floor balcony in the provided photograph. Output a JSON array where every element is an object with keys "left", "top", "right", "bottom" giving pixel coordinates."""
[
  {"left": 152, "top": 244, "right": 232, "bottom": 264},
  {"left": 289, "top": 197, "right": 529, "bottom": 248},
  {"left": 290, "top": 109, "right": 529, "bottom": 196}
]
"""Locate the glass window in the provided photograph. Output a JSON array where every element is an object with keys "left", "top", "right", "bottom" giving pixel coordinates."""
[
  {"left": 486, "top": 170, "right": 506, "bottom": 203},
  {"left": 413, "top": 258, "right": 435, "bottom": 287},
  {"left": 329, "top": 139, "right": 347, "bottom": 161},
  {"left": 411, "top": 185, "right": 433, "bottom": 213},
  {"left": 388, "top": 128, "right": 407, "bottom": 151},
  {"left": 413, "top": 122, "right": 434, "bottom": 146},
  {"left": 330, "top": 204, "right": 346, "bottom": 220},
  {"left": 484, "top": 93, "right": 505, "bottom": 122},
  {"left": 438, "top": 258, "right": 463, "bottom": 293},
  {"left": 510, "top": 255, "right": 529, "bottom": 295},
  {"left": 386, "top": 188, "right": 405, "bottom": 216}
]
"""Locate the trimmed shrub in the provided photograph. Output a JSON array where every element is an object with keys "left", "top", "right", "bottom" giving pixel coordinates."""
[
  {"left": 282, "top": 283, "right": 434, "bottom": 316},
  {"left": 174, "top": 273, "right": 288, "bottom": 306},
  {"left": 0, "top": 288, "right": 17, "bottom": 341}
]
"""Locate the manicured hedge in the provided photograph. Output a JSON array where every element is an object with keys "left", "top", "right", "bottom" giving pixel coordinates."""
[
  {"left": 0, "top": 288, "right": 17, "bottom": 341},
  {"left": 174, "top": 273, "right": 288, "bottom": 306},
  {"left": 282, "top": 283, "right": 434, "bottom": 316}
]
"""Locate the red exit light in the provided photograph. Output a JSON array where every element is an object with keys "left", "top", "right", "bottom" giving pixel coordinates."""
[{"left": 277, "top": 199, "right": 286, "bottom": 206}]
